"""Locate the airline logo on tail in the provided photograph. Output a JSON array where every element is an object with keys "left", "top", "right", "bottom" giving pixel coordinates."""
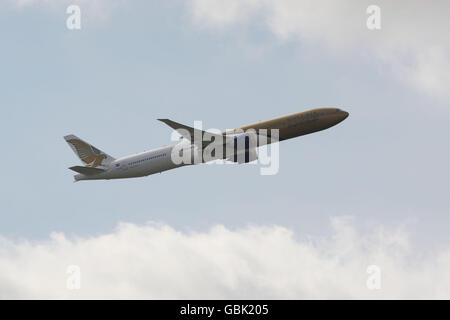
[{"left": 64, "top": 135, "right": 114, "bottom": 168}]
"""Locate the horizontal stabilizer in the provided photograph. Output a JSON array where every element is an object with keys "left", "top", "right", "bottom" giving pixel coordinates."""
[{"left": 69, "top": 166, "right": 105, "bottom": 175}]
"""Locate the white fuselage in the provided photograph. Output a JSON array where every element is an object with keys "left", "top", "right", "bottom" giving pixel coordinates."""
[{"left": 74, "top": 143, "right": 186, "bottom": 181}]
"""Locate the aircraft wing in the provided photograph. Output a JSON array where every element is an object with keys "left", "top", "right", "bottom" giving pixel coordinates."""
[
  {"left": 158, "top": 119, "right": 224, "bottom": 149},
  {"left": 158, "top": 119, "right": 260, "bottom": 164}
]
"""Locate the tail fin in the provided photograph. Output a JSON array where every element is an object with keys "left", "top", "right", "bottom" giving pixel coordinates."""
[{"left": 64, "top": 135, "right": 115, "bottom": 168}]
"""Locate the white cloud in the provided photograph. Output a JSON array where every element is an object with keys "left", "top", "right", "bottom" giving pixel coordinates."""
[
  {"left": 1, "top": 217, "right": 450, "bottom": 299},
  {"left": 189, "top": 0, "right": 450, "bottom": 102}
]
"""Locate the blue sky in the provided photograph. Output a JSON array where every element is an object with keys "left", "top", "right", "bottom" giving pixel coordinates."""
[{"left": 1, "top": 0, "right": 450, "bottom": 298}]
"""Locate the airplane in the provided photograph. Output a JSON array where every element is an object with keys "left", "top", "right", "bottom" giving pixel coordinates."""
[{"left": 64, "top": 108, "right": 349, "bottom": 181}]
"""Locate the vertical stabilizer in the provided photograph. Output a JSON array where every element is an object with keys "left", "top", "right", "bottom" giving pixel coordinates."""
[{"left": 64, "top": 135, "right": 115, "bottom": 168}]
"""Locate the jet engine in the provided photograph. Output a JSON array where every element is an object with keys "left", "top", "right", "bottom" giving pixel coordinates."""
[{"left": 225, "top": 131, "right": 258, "bottom": 164}]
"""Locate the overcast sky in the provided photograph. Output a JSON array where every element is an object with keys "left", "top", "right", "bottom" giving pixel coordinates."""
[{"left": 1, "top": 0, "right": 450, "bottom": 299}]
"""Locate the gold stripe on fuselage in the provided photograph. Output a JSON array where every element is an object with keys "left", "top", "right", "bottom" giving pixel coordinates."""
[{"left": 225, "top": 108, "right": 349, "bottom": 141}]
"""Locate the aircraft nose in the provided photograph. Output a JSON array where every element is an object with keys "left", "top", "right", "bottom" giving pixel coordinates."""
[{"left": 341, "top": 110, "right": 349, "bottom": 120}]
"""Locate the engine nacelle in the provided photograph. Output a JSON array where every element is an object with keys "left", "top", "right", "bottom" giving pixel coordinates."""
[{"left": 225, "top": 131, "right": 258, "bottom": 164}]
